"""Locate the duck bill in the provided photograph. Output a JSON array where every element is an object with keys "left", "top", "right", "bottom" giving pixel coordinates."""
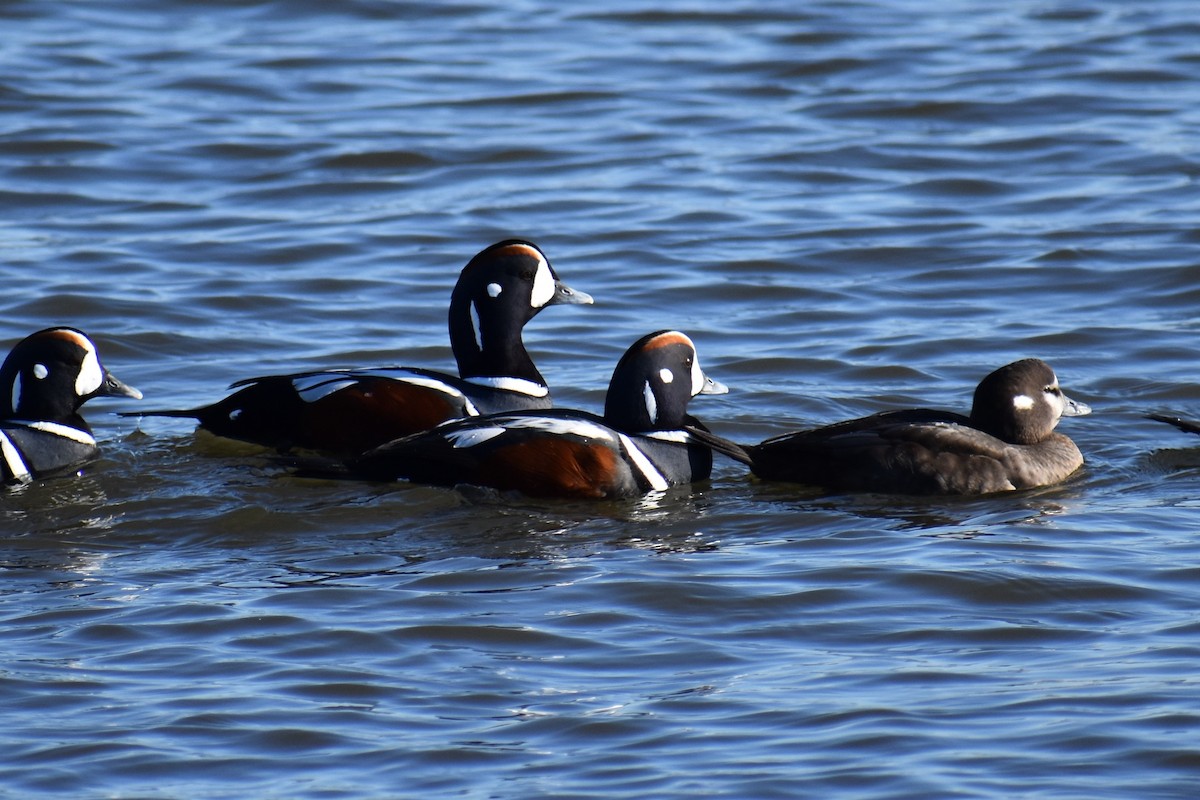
[
  {"left": 1061, "top": 393, "right": 1090, "bottom": 417},
  {"left": 548, "top": 278, "right": 594, "bottom": 306},
  {"left": 698, "top": 373, "right": 729, "bottom": 396},
  {"left": 99, "top": 370, "right": 143, "bottom": 401}
]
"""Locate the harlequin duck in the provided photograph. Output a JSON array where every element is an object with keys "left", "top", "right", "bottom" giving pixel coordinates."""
[
  {"left": 1145, "top": 413, "right": 1200, "bottom": 435},
  {"left": 0, "top": 327, "right": 142, "bottom": 484},
  {"left": 687, "top": 358, "right": 1090, "bottom": 495},
  {"left": 128, "top": 240, "right": 592, "bottom": 453},
  {"left": 292, "top": 330, "right": 728, "bottom": 499}
]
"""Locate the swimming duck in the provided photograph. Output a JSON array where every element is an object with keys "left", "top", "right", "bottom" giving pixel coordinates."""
[
  {"left": 292, "top": 330, "right": 727, "bottom": 499},
  {"left": 127, "top": 240, "right": 592, "bottom": 453},
  {"left": 0, "top": 327, "right": 142, "bottom": 483},
  {"left": 687, "top": 358, "right": 1090, "bottom": 495}
]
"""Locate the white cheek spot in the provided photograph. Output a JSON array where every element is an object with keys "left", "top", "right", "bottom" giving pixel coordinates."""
[
  {"left": 658, "top": 368, "right": 673, "bottom": 384},
  {"left": 486, "top": 282, "right": 502, "bottom": 298},
  {"left": 75, "top": 344, "right": 103, "bottom": 396},
  {"left": 643, "top": 380, "right": 658, "bottom": 424},
  {"left": 1013, "top": 394, "right": 1035, "bottom": 411},
  {"left": 33, "top": 364, "right": 48, "bottom": 380},
  {"left": 530, "top": 257, "right": 556, "bottom": 309}
]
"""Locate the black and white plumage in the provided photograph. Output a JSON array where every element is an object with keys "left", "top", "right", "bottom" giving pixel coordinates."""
[
  {"left": 126, "top": 240, "right": 593, "bottom": 454},
  {"left": 688, "top": 358, "right": 1090, "bottom": 495},
  {"left": 0, "top": 327, "right": 142, "bottom": 484},
  {"left": 294, "top": 330, "right": 728, "bottom": 499}
]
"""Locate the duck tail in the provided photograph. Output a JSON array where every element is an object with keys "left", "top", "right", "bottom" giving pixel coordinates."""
[
  {"left": 118, "top": 408, "right": 202, "bottom": 419},
  {"left": 684, "top": 424, "right": 756, "bottom": 467},
  {"left": 272, "top": 453, "right": 356, "bottom": 480},
  {"left": 1146, "top": 412, "right": 1200, "bottom": 436}
]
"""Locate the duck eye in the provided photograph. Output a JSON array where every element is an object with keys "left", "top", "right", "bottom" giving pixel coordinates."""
[
  {"left": 1045, "top": 385, "right": 1060, "bottom": 395},
  {"left": 519, "top": 269, "right": 534, "bottom": 281}
]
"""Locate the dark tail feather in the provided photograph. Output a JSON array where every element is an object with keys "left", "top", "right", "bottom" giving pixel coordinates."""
[
  {"left": 684, "top": 424, "right": 756, "bottom": 467},
  {"left": 1146, "top": 413, "right": 1200, "bottom": 436},
  {"left": 118, "top": 408, "right": 202, "bottom": 420}
]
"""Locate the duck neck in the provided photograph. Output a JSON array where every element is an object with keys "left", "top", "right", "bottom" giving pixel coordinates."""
[{"left": 448, "top": 293, "right": 545, "bottom": 385}]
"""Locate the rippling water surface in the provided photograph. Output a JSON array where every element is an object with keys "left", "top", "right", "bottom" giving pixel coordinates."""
[{"left": 4, "top": 1, "right": 1200, "bottom": 797}]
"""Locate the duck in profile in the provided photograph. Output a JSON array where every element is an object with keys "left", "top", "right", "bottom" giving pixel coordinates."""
[
  {"left": 687, "top": 358, "right": 1090, "bottom": 495},
  {"left": 0, "top": 327, "right": 142, "bottom": 484},
  {"left": 290, "top": 330, "right": 727, "bottom": 499},
  {"left": 126, "top": 240, "right": 592, "bottom": 454},
  {"left": 1145, "top": 413, "right": 1200, "bottom": 436}
]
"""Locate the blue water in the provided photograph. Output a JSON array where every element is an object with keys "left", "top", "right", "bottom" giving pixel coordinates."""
[{"left": 3, "top": 1, "right": 1200, "bottom": 797}]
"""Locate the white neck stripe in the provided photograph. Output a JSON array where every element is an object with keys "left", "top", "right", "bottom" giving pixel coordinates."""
[
  {"left": 10, "top": 420, "right": 97, "bottom": 446},
  {"left": 618, "top": 433, "right": 669, "bottom": 492},
  {"left": 0, "top": 431, "right": 32, "bottom": 483}
]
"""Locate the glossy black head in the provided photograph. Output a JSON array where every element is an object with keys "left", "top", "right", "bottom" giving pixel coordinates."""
[
  {"left": 0, "top": 327, "right": 142, "bottom": 423},
  {"left": 449, "top": 239, "right": 593, "bottom": 381},
  {"left": 968, "top": 358, "right": 1089, "bottom": 444},
  {"left": 603, "top": 330, "right": 727, "bottom": 433}
]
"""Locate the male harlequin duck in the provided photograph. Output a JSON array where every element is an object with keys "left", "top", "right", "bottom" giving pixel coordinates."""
[
  {"left": 0, "top": 327, "right": 142, "bottom": 484},
  {"left": 687, "top": 358, "right": 1090, "bottom": 495},
  {"left": 128, "top": 240, "right": 592, "bottom": 453},
  {"left": 292, "top": 330, "right": 728, "bottom": 499},
  {"left": 1145, "top": 413, "right": 1200, "bottom": 435}
]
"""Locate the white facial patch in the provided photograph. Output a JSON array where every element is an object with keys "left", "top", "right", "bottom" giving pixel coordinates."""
[
  {"left": 486, "top": 282, "right": 502, "bottom": 298},
  {"left": 690, "top": 356, "right": 705, "bottom": 396},
  {"left": 75, "top": 342, "right": 104, "bottom": 397},
  {"left": 33, "top": 364, "right": 48, "bottom": 380},
  {"left": 643, "top": 380, "right": 658, "bottom": 424},
  {"left": 530, "top": 256, "right": 556, "bottom": 309},
  {"left": 658, "top": 368, "right": 673, "bottom": 384},
  {"left": 1012, "top": 394, "right": 1035, "bottom": 411}
]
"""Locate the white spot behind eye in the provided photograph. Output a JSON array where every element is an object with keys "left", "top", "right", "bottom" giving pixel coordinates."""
[
  {"left": 33, "top": 364, "right": 48, "bottom": 380},
  {"left": 486, "top": 282, "right": 502, "bottom": 298},
  {"left": 470, "top": 301, "right": 483, "bottom": 349},
  {"left": 530, "top": 257, "right": 556, "bottom": 308},
  {"left": 1013, "top": 394, "right": 1035, "bottom": 411},
  {"left": 75, "top": 344, "right": 103, "bottom": 396},
  {"left": 643, "top": 380, "right": 658, "bottom": 424},
  {"left": 658, "top": 368, "right": 673, "bottom": 384}
]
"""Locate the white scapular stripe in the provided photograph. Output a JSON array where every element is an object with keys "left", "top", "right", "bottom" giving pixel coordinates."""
[
  {"left": 294, "top": 376, "right": 360, "bottom": 403},
  {"left": 293, "top": 371, "right": 480, "bottom": 415},
  {"left": 504, "top": 416, "right": 615, "bottom": 440},
  {"left": 0, "top": 431, "right": 32, "bottom": 483},
  {"left": 618, "top": 433, "right": 669, "bottom": 491},
  {"left": 645, "top": 430, "right": 690, "bottom": 443},
  {"left": 464, "top": 375, "right": 549, "bottom": 398},
  {"left": 445, "top": 427, "right": 506, "bottom": 449}
]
